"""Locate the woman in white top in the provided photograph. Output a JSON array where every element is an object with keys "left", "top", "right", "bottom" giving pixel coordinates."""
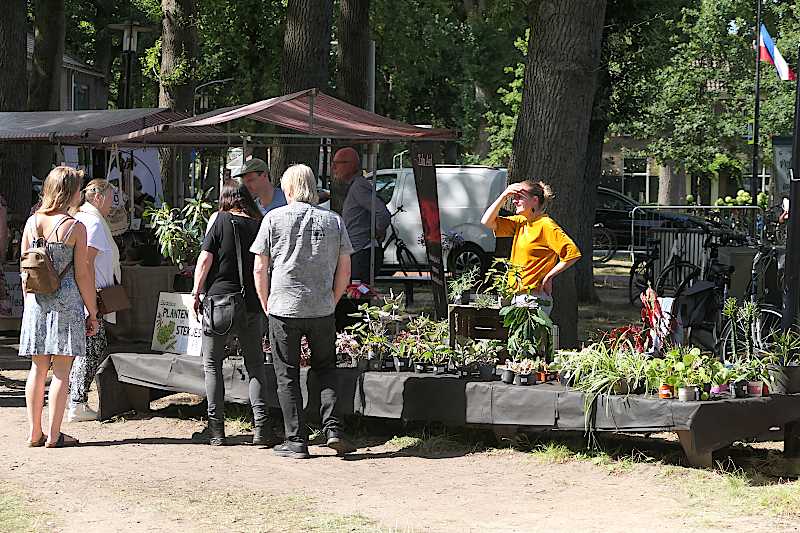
[{"left": 68, "top": 179, "right": 121, "bottom": 422}]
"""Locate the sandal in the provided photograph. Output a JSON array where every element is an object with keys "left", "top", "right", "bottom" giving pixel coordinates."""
[
  {"left": 45, "top": 433, "right": 79, "bottom": 448},
  {"left": 27, "top": 434, "right": 46, "bottom": 447}
]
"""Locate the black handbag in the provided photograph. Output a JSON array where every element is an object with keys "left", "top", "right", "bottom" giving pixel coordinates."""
[{"left": 202, "top": 216, "right": 246, "bottom": 336}]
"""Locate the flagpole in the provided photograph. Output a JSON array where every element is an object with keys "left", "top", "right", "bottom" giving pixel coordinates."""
[{"left": 752, "top": 0, "right": 763, "bottom": 206}]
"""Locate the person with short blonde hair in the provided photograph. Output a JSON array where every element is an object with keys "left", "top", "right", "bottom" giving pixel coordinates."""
[
  {"left": 20, "top": 166, "right": 99, "bottom": 448},
  {"left": 481, "top": 179, "right": 580, "bottom": 315},
  {"left": 67, "top": 178, "right": 122, "bottom": 422},
  {"left": 280, "top": 163, "right": 320, "bottom": 205},
  {"left": 251, "top": 163, "right": 356, "bottom": 458}
]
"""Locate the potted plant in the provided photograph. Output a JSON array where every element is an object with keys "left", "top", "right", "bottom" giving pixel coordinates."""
[
  {"left": 500, "top": 361, "right": 517, "bottom": 384},
  {"left": 512, "top": 359, "right": 536, "bottom": 386},
  {"left": 767, "top": 329, "right": 800, "bottom": 394},
  {"left": 144, "top": 189, "right": 215, "bottom": 291},
  {"left": 710, "top": 361, "right": 733, "bottom": 396},
  {"left": 447, "top": 266, "right": 480, "bottom": 305},
  {"left": 729, "top": 361, "right": 749, "bottom": 398},
  {"left": 646, "top": 355, "right": 677, "bottom": 399},
  {"left": 672, "top": 347, "right": 704, "bottom": 402}
]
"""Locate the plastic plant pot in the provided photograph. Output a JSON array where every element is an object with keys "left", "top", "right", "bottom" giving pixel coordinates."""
[
  {"left": 393, "top": 356, "right": 411, "bottom": 372},
  {"left": 677, "top": 386, "right": 698, "bottom": 402},
  {"left": 514, "top": 373, "right": 535, "bottom": 386},
  {"left": 501, "top": 369, "right": 516, "bottom": 385},
  {"left": 747, "top": 381, "right": 764, "bottom": 397},
  {"left": 414, "top": 362, "right": 429, "bottom": 373},
  {"left": 431, "top": 364, "right": 448, "bottom": 375},
  {"left": 710, "top": 383, "right": 729, "bottom": 395},
  {"left": 731, "top": 381, "right": 748, "bottom": 398},
  {"left": 658, "top": 384, "right": 675, "bottom": 399},
  {"left": 478, "top": 363, "right": 496, "bottom": 381}
]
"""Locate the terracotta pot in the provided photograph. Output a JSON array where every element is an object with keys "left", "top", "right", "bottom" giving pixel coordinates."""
[
  {"left": 658, "top": 384, "right": 675, "bottom": 399},
  {"left": 535, "top": 371, "right": 548, "bottom": 383}
]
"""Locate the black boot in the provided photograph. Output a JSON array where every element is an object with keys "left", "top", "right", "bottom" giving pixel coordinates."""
[
  {"left": 208, "top": 419, "right": 226, "bottom": 446},
  {"left": 253, "top": 422, "right": 280, "bottom": 447},
  {"left": 325, "top": 429, "right": 357, "bottom": 455}
]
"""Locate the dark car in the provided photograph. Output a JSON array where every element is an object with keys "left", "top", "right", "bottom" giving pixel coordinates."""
[{"left": 595, "top": 187, "right": 722, "bottom": 249}]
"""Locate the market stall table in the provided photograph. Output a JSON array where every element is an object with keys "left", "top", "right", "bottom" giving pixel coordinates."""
[{"left": 96, "top": 353, "right": 800, "bottom": 467}]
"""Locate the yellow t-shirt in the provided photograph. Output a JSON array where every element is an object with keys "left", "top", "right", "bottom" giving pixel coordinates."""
[{"left": 494, "top": 215, "right": 582, "bottom": 292}]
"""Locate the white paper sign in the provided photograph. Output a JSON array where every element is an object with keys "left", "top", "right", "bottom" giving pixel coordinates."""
[
  {"left": 151, "top": 292, "right": 202, "bottom": 355},
  {"left": 0, "top": 272, "right": 24, "bottom": 318}
]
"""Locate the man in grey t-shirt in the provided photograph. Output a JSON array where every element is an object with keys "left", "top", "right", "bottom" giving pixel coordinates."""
[{"left": 251, "top": 164, "right": 355, "bottom": 459}]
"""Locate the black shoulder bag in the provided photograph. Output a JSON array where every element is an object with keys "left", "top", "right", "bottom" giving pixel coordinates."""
[{"left": 202, "top": 216, "right": 246, "bottom": 336}]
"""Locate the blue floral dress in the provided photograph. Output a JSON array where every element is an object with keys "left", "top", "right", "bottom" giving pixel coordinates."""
[{"left": 18, "top": 216, "right": 86, "bottom": 358}]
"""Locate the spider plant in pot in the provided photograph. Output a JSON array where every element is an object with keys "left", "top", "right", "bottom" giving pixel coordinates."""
[
  {"left": 448, "top": 266, "right": 481, "bottom": 305},
  {"left": 480, "top": 259, "right": 521, "bottom": 307}
]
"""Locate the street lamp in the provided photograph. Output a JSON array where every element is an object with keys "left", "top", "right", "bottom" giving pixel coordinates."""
[
  {"left": 108, "top": 21, "right": 155, "bottom": 108},
  {"left": 193, "top": 78, "right": 235, "bottom": 115}
]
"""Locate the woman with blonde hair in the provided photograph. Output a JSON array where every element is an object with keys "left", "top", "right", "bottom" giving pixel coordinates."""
[
  {"left": 481, "top": 180, "right": 581, "bottom": 314},
  {"left": 67, "top": 179, "right": 121, "bottom": 422},
  {"left": 19, "top": 166, "right": 99, "bottom": 448}
]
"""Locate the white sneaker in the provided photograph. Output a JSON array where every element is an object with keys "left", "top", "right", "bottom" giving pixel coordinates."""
[{"left": 67, "top": 403, "right": 98, "bottom": 422}]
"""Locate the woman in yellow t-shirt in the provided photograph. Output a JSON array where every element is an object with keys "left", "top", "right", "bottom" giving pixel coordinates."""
[{"left": 481, "top": 180, "right": 581, "bottom": 314}]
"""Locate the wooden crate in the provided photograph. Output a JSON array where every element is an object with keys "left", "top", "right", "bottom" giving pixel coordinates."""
[{"left": 448, "top": 304, "right": 560, "bottom": 356}]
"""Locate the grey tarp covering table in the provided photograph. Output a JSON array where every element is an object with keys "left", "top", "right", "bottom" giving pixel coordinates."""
[{"left": 96, "top": 353, "right": 800, "bottom": 467}]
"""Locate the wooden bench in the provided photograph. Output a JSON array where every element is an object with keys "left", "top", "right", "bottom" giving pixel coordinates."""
[{"left": 374, "top": 275, "right": 430, "bottom": 306}]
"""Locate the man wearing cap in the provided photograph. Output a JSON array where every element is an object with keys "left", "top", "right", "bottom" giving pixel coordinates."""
[
  {"left": 207, "top": 158, "right": 287, "bottom": 232},
  {"left": 333, "top": 147, "right": 391, "bottom": 282}
]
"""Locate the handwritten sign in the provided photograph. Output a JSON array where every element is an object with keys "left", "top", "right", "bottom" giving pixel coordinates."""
[
  {"left": 151, "top": 292, "right": 203, "bottom": 355},
  {"left": 0, "top": 272, "right": 24, "bottom": 318}
]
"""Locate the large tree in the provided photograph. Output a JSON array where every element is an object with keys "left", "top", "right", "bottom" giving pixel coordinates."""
[
  {"left": 336, "top": 0, "right": 370, "bottom": 109},
  {"left": 159, "top": 0, "right": 197, "bottom": 204},
  {"left": 272, "top": 0, "right": 334, "bottom": 178},
  {"left": 0, "top": 0, "right": 32, "bottom": 217},
  {"left": 29, "top": 0, "right": 66, "bottom": 182},
  {"left": 508, "top": 0, "right": 607, "bottom": 347}
]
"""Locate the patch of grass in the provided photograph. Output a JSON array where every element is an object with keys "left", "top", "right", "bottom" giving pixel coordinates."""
[
  {"left": 144, "top": 486, "right": 382, "bottom": 532},
  {"left": 529, "top": 442, "right": 574, "bottom": 464},
  {"left": 0, "top": 482, "right": 50, "bottom": 533},
  {"left": 387, "top": 435, "right": 424, "bottom": 451}
]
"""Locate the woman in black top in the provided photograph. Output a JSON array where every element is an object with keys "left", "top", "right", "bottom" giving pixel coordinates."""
[{"left": 191, "top": 180, "right": 277, "bottom": 446}]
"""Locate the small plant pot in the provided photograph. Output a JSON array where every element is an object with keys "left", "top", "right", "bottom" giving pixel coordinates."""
[
  {"left": 431, "top": 364, "right": 448, "bottom": 375},
  {"left": 612, "top": 379, "right": 631, "bottom": 395},
  {"left": 367, "top": 358, "right": 382, "bottom": 372},
  {"left": 534, "top": 371, "right": 548, "bottom": 383},
  {"left": 413, "top": 362, "right": 429, "bottom": 373},
  {"left": 658, "top": 384, "right": 675, "bottom": 399},
  {"left": 393, "top": 356, "right": 411, "bottom": 372},
  {"left": 558, "top": 371, "right": 573, "bottom": 387},
  {"left": 477, "top": 363, "right": 496, "bottom": 381},
  {"left": 356, "top": 359, "right": 368, "bottom": 372},
  {"left": 501, "top": 369, "right": 516, "bottom": 385},
  {"left": 381, "top": 358, "right": 395, "bottom": 371},
  {"left": 677, "top": 386, "right": 698, "bottom": 402},
  {"left": 710, "top": 383, "right": 730, "bottom": 395},
  {"left": 763, "top": 383, "right": 770, "bottom": 396},
  {"left": 731, "top": 381, "right": 748, "bottom": 398},
  {"left": 747, "top": 381, "right": 764, "bottom": 397},
  {"left": 517, "top": 373, "right": 536, "bottom": 386}
]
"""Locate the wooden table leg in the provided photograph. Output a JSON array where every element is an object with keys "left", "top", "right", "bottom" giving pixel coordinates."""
[
  {"left": 676, "top": 430, "right": 714, "bottom": 468},
  {"left": 785, "top": 421, "right": 800, "bottom": 459}
]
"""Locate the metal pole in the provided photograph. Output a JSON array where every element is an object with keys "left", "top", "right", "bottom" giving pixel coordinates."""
[
  {"left": 368, "top": 40, "right": 378, "bottom": 287},
  {"left": 752, "top": 0, "right": 763, "bottom": 205},
  {"left": 781, "top": 46, "right": 800, "bottom": 330}
]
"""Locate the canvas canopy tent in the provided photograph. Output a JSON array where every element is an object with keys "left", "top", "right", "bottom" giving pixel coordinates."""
[
  {"left": 0, "top": 108, "right": 186, "bottom": 145},
  {"left": 99, "top": 89, "right": 456, "bottom": 146}
]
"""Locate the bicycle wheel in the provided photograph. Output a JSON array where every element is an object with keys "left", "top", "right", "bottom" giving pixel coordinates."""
[
  {"left": 718, "top": 306, "right": 783, "bottom": 363},
  {"left": 628, "top": 258, "right": 650, "bottom": 306},
  {"left": 655, "top": 261, "right": 700, "bottom": 299},
  {"left": 592, "top": 227, "right": 616, "bottom": 264}
]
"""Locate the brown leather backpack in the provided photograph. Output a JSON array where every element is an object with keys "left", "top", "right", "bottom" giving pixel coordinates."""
[{"left": 20, "top": 215, "right": 75, "bottom": 294}]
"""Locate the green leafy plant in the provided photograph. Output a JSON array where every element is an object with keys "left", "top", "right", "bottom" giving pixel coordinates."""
[
  {"left": 473, "top": 293, "right": 499, "bottom": 309},
  {"left": 144, "top": 188, "right": 215, "bottom": 268},
  {"left": 501, "top": 305, "right": 553, "bottom": 360},
  {"left": 447, "top": 266, "right": 480, "bottom": 304}
]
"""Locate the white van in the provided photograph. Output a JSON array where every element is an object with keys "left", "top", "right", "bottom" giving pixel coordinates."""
[{"left": 372, "top": 165, "right": 508, "bottom": 274}]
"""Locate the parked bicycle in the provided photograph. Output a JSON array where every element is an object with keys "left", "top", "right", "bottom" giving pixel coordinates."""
[
  {"left": 592, "top": 223, "right": 616, "bottom": 265},
  {"left": 628, "top": 235, "right": 699, "bottom": 305},
  {"left": 381, "top": 206, "right": 422, "bottom": 275}
]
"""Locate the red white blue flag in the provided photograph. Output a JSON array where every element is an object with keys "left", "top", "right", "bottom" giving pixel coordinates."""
[{"left": 759, "top": 24, "right": 796, "bottom": 81}]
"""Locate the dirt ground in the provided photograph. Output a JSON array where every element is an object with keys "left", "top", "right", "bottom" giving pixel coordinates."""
[{"left": 1, "top": 280, "right": 799, "bottom": 532}]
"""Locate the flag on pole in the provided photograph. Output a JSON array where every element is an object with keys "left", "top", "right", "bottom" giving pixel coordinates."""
[{"left": 759, "top": 24, "right": 796, "bottom": 81}]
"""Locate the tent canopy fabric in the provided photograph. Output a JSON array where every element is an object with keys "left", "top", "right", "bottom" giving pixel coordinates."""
[
  {"left": 101, "top": 89, "right": 457, "bottom": 145},
  {"left": 0, "top": 108, "right": 186, "bottom": 144}
]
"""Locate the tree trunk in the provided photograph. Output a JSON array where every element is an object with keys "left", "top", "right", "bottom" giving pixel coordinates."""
[
  {"left": 93, "top": 0, "right": 116, "bottom": 108},
  {"left": 29, "top": 0, "right": 66, "bottom": 182},
  {"left": 272, "top": 0, "right": 334, "bottom": 178},
  {"left": 336, "top": 0, "right": 370, "bottom": 109},
  {"left": 507, "top": 0, "right": 607, "bottom": 348},
  {"left": 0, "top": 0, "right": 32, "bottom": 218},
  {"left": 658, "top": 161, "right": 686, "bottom": 206},
  {"left": 159, "top": 0, "right": 197, "bottom": 206}
]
